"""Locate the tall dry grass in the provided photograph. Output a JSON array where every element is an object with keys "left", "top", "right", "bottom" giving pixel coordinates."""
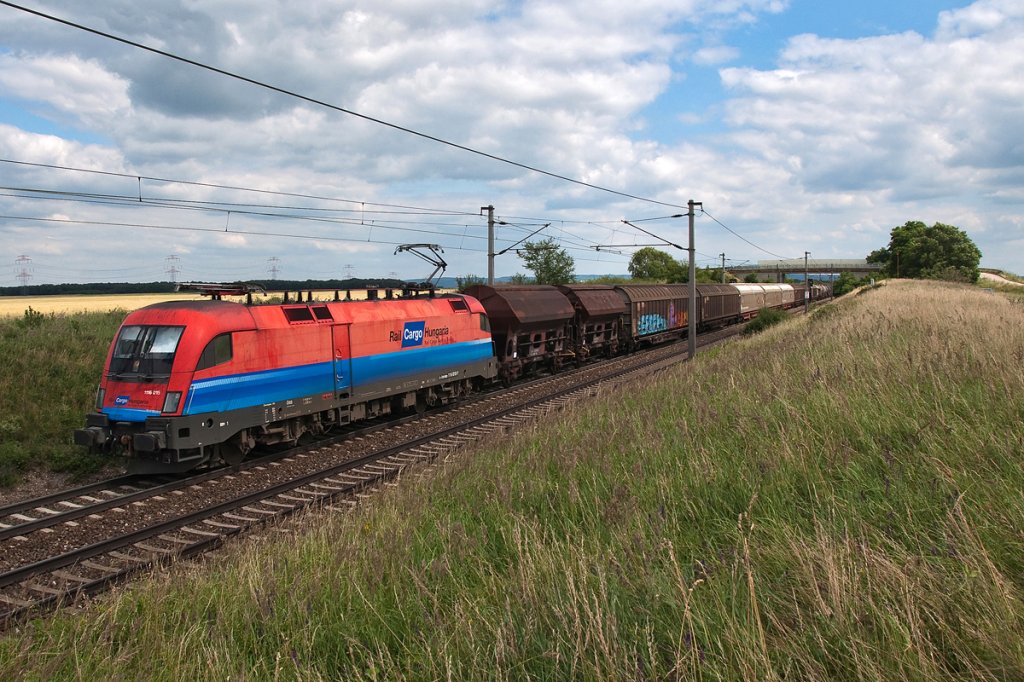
[
  {"left": 2, "top": 280, "right": 1023, "bottom": 679},
  {"left": 0, "top": 309, "right": 124, "bottom": 484}
]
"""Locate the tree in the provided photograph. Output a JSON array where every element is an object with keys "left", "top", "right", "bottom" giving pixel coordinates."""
[
  {"left": 628, "top": 247, "right": 681, "bottom": 281},
  {"left": 455, "top": 274, "right": 485, "bottom": 292},
  {"left": 743, "top": 273, "right": 762, "bottom": 283},
  {"left": 831, "top": 271, "right": 861, "bottom": 297},
  {"left": 697, "top": 266, "right": 725, "bottom": 284},
  {"left": 586, "top": 275, "right": 632, "bottom": 284},
  {"left": 867, "top": 221, "right": 981, "bottom": 282},
  {"left": 518, "top": 238, "right": 575, "bottom": 285}
]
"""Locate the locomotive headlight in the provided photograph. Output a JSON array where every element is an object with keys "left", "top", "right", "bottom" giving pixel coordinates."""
[
  {"left": 162, "top": 391, "right": 182, "bottom": 413},
  {"left": 94, "top": 386, "right": 105, "bottom": 410}
]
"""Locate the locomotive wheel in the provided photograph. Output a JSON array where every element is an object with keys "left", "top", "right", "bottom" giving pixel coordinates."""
[{"left": 217, "top": 441, "right": 247, "bottom": 468}]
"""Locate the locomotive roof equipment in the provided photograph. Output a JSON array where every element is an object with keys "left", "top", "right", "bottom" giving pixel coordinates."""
[
  {"left": 176, "top": 282, "right": 267, "bottom": 302},
  {"left": 394, "top": 244, "right": 447, "bottom": 290}
]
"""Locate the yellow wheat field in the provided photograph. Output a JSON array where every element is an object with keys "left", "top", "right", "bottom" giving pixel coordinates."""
[
  {"left": 0, "top": 288, "right": 452, "bottom": 318},
  {"left": 0, "top": 293, "right": 205, "bottom": 318}
]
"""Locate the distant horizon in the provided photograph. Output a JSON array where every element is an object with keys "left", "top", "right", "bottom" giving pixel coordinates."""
[{"left": 0, "top": 269, "right": 909, "bottom": 297}]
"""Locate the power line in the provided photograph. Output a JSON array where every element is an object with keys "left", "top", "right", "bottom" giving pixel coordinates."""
[
  {"left": 0, "top": 158, "right": 478, "bottom": 217},
  {"left": 14, "top": 254, "right": 32, "bottom": 286},
  {"left": 6, "top": 159, "right": 749, "bottom": 257},
  {"left": 0, "top": 213, "right": 628, "bottom": 264},
  {"left": 0, "top": 188, "right": 497, "bottom": 242},
  {"left": 164, "top": 254, "right": 180, "bottom": 283},
  {"left": 700, "top": 207, "right": 794, "bottom": 260},
  {"left": 0, "top": 1, "right": 690, "bottom": 211}
]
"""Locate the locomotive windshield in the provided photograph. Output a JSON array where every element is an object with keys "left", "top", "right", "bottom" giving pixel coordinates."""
[{"left": 108, "top": 325, "right": 185, "bottom": 379}]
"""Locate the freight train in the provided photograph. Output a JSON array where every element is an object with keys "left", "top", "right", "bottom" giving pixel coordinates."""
[{"left": 74, "top": 281, "right": 830, "bottom": 473}]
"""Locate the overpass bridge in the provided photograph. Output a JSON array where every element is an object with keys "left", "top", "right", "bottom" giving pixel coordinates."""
[{"left": 728, "top": 259, "right": 881, "bottom": 283}]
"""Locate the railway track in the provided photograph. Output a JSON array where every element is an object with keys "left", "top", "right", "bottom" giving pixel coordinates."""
[
  {"left": 0, "top": 415, "right": 426, "bottom": 548},
  {"left": 0, "top": 321, "right": 747, "bottom": 626},
  {"left": 0, "top": 475, "right": 161, "bottom": 540}
]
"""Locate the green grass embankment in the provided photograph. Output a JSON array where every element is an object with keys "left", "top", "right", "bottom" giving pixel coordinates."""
[
  {"left": 2, "top": 280, "right": 1023, "bottom": 679},
  {"left": 0, "top": 309, "right": 123, "bottom": 485}
]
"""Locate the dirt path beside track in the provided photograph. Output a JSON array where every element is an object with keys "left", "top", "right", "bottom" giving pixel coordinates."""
[{"left": 980, "top": 272, "right": 1024, "bottom": 287}]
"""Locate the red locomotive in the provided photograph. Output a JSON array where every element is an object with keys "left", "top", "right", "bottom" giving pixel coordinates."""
[{"left": 75, "top": 286, "right": 496, "bottom": 473}]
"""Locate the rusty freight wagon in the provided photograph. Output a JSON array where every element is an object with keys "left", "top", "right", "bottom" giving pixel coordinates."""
[
  {"left": 694, "top": 284, "right": 741, "bottom": 329},
  {"left": 462, "top": 285, "right": 575, "bottom": 383},
  {"left": 613, "top": 284, "right": 691, "bottom": 348},
  {"left": 556, "top": 284, "right": 627, "bottom": 362}
]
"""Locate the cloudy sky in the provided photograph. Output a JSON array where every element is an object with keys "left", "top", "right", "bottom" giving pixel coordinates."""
[{"left": 1, "top": 0, "right": 1021, "bottom": 286}]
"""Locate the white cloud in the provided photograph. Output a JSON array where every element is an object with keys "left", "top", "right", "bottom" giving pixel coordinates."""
[
  {"left": 0, "top": 0, "right": 1022, "bottom": 281},
  {"left": 692, "top": 45, "right": 740, "bottom": 65},
  {"left": 0, "top": 124, "right": 118, "bottom": 167},
  {"left": 0, "top": 53, "right": 130, "bottom": 121},
  {"left": 716, "top": 0, "right": 1024, "bottom": 269}
]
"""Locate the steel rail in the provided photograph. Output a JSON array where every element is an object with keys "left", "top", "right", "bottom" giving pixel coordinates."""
[
  {"left": 0, "top": 475, "right": 145, "bottom": 518},
  {"left": 0, "top": 316, "right": 771, "bottom": 624},
  {"left": 0, "top": 406, "right": 461, "bottom": 541},
  {"left": 0, "top": 362, "right": 643, "bottom": 589}
]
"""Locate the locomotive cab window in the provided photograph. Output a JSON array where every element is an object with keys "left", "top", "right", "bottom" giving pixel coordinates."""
[
  {"left": 108, "top": 325, "right": 185, "bottom": 379},
  {"left": 449, "top": 298, "right": 469, "bottom": 312},
  {"left": 196, "top": 333, "right": 233, "bottom": 371},
  {"left": 479, "top": 314, "right": 491, "bottom": 332}
]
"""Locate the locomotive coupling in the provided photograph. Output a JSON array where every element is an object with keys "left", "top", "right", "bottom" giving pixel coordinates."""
[
  {"left": 73, "top": 412, "right": 111, "bottom": 448},
  {"left": 72, "top": 426, "right": 106, "bottom": 448},
  {"left": 132, "top": 430, "right": 167, "bottom": 452}
]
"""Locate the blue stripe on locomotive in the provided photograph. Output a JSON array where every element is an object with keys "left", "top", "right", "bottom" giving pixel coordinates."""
[
  {"left": 350, "top": 337, "right": 491, "bottom": 387},
  {"left": 103, "top": 407, "right": 160, "bottom": 422},
  {"left": 184, "top": 361, "right": 335, "bottom": 414},
  {"left": 182, "top": 338, "right": 492, "bottom": 416}
]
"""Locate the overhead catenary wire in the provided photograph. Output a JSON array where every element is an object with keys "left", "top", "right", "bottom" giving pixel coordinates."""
[
  {"left": 5, "top": 158, "right": 791, "bottom": 265},
  {"left": 0, "top": 159, "right": 479, "bottom": 217},
  {"left": 0, "top": 10, "right": 802, "bottom": 274},
  {"left": 0, "top": 188, "right": 499, "bottom": 241},
  {"left": 1, "top": 172, "right": 636, "bottom": 259},
  {"left": 1, "top": 160, "right": 669, "bottom": 251},
  {"left": 0, "top": 214, "right": 624, "bottom": 266},
  {"left": 700, "top": 207, "right": 795, "bottom": 261},
  {"left": 0, "top": 1, "right": 691, "bottom": 211}
]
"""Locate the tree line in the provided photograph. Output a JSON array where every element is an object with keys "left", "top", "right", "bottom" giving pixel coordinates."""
[
  {"left": 4, "top": 221, "right": 984, "bottom": 299},
  {"left": 463, "top": 221, "right": 983, "bottom": 298}
]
